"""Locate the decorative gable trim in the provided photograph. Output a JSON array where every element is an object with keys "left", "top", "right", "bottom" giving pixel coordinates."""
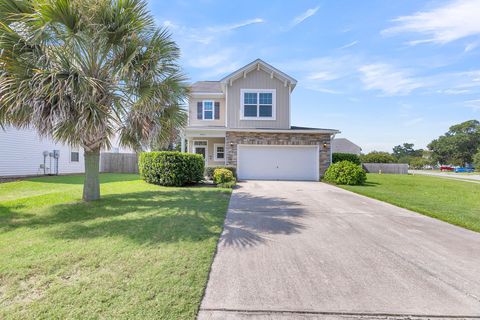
[{"left": 220, "top": 59, "right": 297, "bottom": 89}]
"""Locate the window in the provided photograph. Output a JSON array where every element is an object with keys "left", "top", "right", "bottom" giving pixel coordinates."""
[
  {"left": 214, "top": 144, "right": 225, "bottom": 161},
  {"left": 203, "top": 101, "right": 213, "bottom": 120},
  {"left": 241, "top": 90, "right": 275, "bottom": 119},
  {"left": 70, "top": 148, "right": 79, "bottom": 162},
  {"left": 197, "top": 101, "right": 220, "bottom": 120}
]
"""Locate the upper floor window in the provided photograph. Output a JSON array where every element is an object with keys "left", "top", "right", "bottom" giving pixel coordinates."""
[
  {"left": 240, "top": 89, "right": 276, "bottom": 120},
  {"left": 197, "top": 101, "right": 220, "bottom": 120}
]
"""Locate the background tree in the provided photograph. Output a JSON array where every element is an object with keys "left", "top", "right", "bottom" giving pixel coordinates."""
[
  {"left": 360, "top": 151, "right": 396, "bottom": 163},
  {"left": 473, "top": 149, "right": 480, "bottom": 171},
  {"left": 0, "top": 0, "right": 187, "bottom": 200},
  {"left": 392, "top": 143, "right": 423, "bottom": 159},
  {"left": 428, "top": 120, "right": 480, "bottom": 166}
]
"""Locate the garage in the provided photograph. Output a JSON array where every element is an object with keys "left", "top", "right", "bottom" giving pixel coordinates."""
[{"left": 237, "top": 145, "right": 319, "bottom": 181}]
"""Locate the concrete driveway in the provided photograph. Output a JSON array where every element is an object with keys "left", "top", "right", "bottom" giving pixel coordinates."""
[{"left": 198, "top": 181, "right": 480, "bottom": 319}]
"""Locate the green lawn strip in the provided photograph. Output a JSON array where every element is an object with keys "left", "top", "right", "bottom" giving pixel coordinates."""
[
  {"left": 339, "top": 174, "right": 480, "bottom": 233},
  {"left": 0, "top": 174, "right": 231, "bottom": 319}
]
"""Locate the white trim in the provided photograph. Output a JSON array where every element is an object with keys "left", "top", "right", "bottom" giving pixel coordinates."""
[
  {"left": 225, "top": 85, "right": 228, "bottom": 127},
  {"left": 201, "top": 100, "right": 215, "bottom": 121},
  {"left": 186, "top": 127, "right": 340, "bottom": 134},
  {"left": 191, "top": 92, "right": 224, "bottom": 95},
  {"left": 192, "top": 140, "right": 208, "bottom": 166},
  {"left": 214, "top": 143, "right": 225, "bottom": 162},
  {"left": 220, "top": 59, "right": 297, "bottom": 89},
  {"left": 236, "top": 144, "right": 320, "bottom": 181},
  {"left": 240, "top": 89, "right": 276, "bottom": 120}
]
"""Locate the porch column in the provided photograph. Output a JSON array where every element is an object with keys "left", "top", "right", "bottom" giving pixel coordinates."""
[{"left": 181, "top": 134, "right": 186, "bottom": 153}]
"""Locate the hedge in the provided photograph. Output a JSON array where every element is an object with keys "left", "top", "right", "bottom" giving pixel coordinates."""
[
  {"left": 323, "top": 160, "right": 366, "bottom": 185},
  {"left": 139, "top": 151, "right": 204, "bottom": 186},
  {"left": 332, "top": 153, "right": 361, "bottom": 165}
]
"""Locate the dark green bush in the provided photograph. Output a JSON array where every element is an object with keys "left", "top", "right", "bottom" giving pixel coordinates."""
[
  {"left": 213, "top": 168, "right": 236, "bottom": 188},
  {"left": 205, "top": 166, "right": 237, "bottom": 179},
  {"left": 323, "top": 161, "right": 366, "bottom": 185},
  {"left": 361, "top": 151, "right": 396, "bottom": 163},
  {"left": 139, "top": 151, "right": 204, "bottom": 186},
  {"left": 332, "top": 153, "right": 361, "bottom": 165}
]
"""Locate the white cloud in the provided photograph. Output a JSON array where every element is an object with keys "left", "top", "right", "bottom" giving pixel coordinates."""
[
  {"left": 305, "top": 85, "right": 342, "bottom": 94},
  {"left": 465, "top": 41, "right": 479, "bottom": 52},
  {"left": 338, "top": 40, "right": 359, "bottom": 50},
  {"left": 358, "top": 63, "right": 426, "bottom": 95},
  {"left": 465, "top": 99, "right": 480, "bottom": 110},
  {"left": 403, "top": 117, "right": 424, "bottom": 126},
  {"left": 291, "top": 6, "right": 320, "bottom": 27},
  {"left": 207, "top": 18, "right": 264, "bottom": 33},
  {"left": 306, "top": 71, "right": 339, "bottom": 81},
  {"left": 382, "top": 0, "right": 480, "bottom": 44}
]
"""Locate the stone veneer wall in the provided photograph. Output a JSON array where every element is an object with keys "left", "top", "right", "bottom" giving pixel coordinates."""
[{"left": 225, "top": 131, "right": 332, "bottom": 176}]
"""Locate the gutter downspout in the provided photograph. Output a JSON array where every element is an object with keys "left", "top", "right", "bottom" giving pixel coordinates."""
[{"left": 330, "top": 133, "right": 336, "bottom": 165}]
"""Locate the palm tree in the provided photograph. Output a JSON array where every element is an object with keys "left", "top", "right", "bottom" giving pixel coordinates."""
[{"left": 0, "top": 0, "right": 188, "bottom": 201}]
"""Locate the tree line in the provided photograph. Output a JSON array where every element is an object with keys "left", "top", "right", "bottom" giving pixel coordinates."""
[{"left": 361, "top": 120, "right": 480, "bottom": 169}]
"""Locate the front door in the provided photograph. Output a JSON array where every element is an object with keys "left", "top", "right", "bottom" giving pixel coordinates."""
[{"left": 194, "top": 146, "right": 207, "bottom": 165}]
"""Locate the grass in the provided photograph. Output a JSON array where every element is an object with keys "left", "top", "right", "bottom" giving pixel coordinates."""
[
  {"left": 339, "top": 174, "right": 480, "bottom": 233},
  {"left": 0, "top": 174, "right": 231, "bottom": 319}
]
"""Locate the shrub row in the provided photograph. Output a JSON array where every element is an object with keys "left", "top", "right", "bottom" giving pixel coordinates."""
[
  {"left": 139, "top": 151, "right": 204, "bottom": 186},
  {"left": 332, "top": 153, "right": 361, "bottom": 165}
]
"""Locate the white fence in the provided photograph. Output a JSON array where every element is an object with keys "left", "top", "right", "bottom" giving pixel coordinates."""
[{"left": 362, "top": 163, "right": 408, "bottom": 174}]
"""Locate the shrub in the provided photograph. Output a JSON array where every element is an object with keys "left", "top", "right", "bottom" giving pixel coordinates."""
[
  {"left": 205, "top": 166, "right": 237, "bottom": 179},
  {"left": 323, "top": 161, "right": 366, "bottom": 185},
  {"left": 139, "top": 151, "right": 204, "bottom": 186},
  {"left": 332, "top": 153, "right": 361, "bottom": 165},
  {"left": 361, "top": 151, "right": 396, "bottom": 163},
  {"left": 409, "top": 157, "right": 428, "bottom": 169},
  {"left": 213, "top": 168, "right": 236, "bottom": 188}
]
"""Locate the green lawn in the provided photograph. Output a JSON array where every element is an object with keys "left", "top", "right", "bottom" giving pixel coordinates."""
[
  {"left": 340, "top": 174, "right": 480, "bottom": 233},
  {"left": 0, "top": 174, "right": 231, "bottom": 319}
]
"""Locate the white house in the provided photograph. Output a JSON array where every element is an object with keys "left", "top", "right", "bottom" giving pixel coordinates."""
[
  {"left": 183, "top": 59, "right": 340, "bottom": 181},
  {"left": 0, "top": 126, "right": 133, "bottom": 177}
]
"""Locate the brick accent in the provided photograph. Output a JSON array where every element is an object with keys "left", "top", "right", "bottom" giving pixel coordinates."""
[{"left": 225, "top": 131, "right": 332, "bottom": 177}]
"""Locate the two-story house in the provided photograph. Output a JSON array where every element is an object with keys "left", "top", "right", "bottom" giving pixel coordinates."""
[{"left": 182, "top": 59, "right": 339, "bottom": 181}]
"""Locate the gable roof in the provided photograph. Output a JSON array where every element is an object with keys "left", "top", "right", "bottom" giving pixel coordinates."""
[
  {"left": 220, "top": 59, "right": 297, "bottom": 90},
  {"left": 190, "top": 81, "right": 223, "bottom": 93}
]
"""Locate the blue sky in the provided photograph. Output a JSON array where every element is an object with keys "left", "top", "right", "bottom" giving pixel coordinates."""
[{"left": 148, "top": 0, "right": 480, "bottom": 152}]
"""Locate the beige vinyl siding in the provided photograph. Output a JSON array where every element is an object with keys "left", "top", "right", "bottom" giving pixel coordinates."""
[
  {"left": 227, "top": 69, "right": 290, "bottom": 129},
  {"left": 188, "top": 137, "right": 226, "bottom": 166},
  {"left": 188, "top": 97, "right": 226, "bottom": 127}
]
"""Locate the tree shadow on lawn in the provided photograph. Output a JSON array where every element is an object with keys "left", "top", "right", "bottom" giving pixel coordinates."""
[{"left": 2, "top": 189, "right": 230, "bottom": 245}]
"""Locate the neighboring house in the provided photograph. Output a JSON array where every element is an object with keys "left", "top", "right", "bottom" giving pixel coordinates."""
[
  {"left": 332, "top": 138, "right": 362, "bottom": 155},
  {"left": 183, "top": 59, "right": 339, "bottom": 181},
  {"left": 0, "top": 126, "right": 133, "bottom": 177}
]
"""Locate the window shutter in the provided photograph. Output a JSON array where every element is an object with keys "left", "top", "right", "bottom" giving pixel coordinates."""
[
  {"left": 197, "top": 102, "right": 203, "bottom": 119},
  {"left": 214, "top": 102, "right": 220, "bottom": 120}
]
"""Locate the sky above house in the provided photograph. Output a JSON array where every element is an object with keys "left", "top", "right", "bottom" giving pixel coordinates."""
[{"left": 149, "top": 0, "right": 480, "bottom": 152}]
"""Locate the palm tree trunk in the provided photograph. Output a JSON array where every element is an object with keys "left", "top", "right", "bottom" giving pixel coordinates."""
[{"left": 83, "top": 148, "right": 101, "bottom": 201}]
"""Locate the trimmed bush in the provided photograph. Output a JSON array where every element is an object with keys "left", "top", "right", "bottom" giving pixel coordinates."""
[
  {"left": 332, "top": 152, "right": 361, "bottom": 165},
  {"left": 213, "top": 168, "right": 236, "bottom": 188},
  {"left": 139, "top": 151, "right": 204, "bottom": 186},
  {"left": 205, "top": 166, "right": 237, "bottom": 179},
  {"left": 323, "top": 160, "right": 366, "bottom": 185}
]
